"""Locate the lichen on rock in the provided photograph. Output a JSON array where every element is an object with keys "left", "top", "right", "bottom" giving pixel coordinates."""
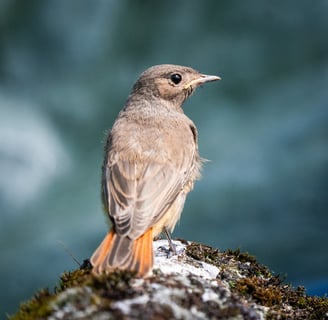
[{"left": 9, "top": 240, "right": 328, "bottom": 320}]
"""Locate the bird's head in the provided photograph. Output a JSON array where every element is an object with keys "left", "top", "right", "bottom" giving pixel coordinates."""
[{"left": 131, "top": 64, "right": 221, "bottom": 108}]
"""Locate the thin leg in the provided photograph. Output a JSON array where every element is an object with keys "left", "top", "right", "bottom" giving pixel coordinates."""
[{"left": 163, "top": 227, "right": 177, "bottom": 255}]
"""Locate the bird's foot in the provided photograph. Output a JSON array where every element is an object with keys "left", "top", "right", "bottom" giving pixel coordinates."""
[{"left": 162, "top": 227, "right": 178, "bottom": 257}]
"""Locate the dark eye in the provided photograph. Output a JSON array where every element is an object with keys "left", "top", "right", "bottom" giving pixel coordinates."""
[{"left": 170, "top": 73, "right": 182, "bottom": 84}]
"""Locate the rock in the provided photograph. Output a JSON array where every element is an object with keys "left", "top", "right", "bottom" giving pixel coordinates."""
[{"left": 9, "top": 240, "right": 328, "bottom": 320}]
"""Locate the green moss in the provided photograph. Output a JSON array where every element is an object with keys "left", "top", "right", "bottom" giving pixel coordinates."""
[
  {"left": 235, "top": 276, "right": 282, "bottom": 307},
  {"left": 224, "top": 248, "right": 272, "bottom": 278},
  {"left": 233, "top": 274, "right": 328, "bottom": 319},
  {"left": 186, "top": 243, "right": 271, "bottom": 279},
  {"left": 8, "top": 258, "right": 133, "bottom": 320},
  {"left": 185, "top": 242, "right": 220, "bottom": 264},
  {"left": 8, "top": 264, "right": 93, "bottom": 320},
  {"left": 54, "top": 268, "right": 91, "bottom": 294},
  {"left": 87, "top": 269, "right": 137, "bottom": 301},
  {"left": 8, "top": 289, "right": 53, "bottom": 320},
  {"left": 267, "top": 286, "right": 328, "bottom": 320},
  {"left": 8, "top": 243, "right": 328, "bottom": 320},
  {"left": 186, "top": 242, "right": 328, "bottom": 319}
]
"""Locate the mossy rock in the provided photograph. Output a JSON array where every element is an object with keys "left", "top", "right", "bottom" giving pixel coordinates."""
[{"left": 9, "top": 240, "right": 328, "bottom": 320}]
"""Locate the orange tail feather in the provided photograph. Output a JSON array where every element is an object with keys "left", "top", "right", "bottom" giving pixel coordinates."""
[{"left": 90, "top": 228, "right": 153, "bottom": 276}]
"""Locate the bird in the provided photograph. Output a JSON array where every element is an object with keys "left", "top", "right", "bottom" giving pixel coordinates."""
[{"left": 90, "top": 64, "right": 220, "bottom": 276}]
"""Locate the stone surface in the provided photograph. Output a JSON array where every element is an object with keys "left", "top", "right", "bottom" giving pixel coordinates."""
[{"left": 9, "top": 240, "right": 328, "bottom": 320}]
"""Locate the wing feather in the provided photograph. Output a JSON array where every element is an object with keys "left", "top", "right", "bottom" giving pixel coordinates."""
[
  {"left": 102, "top": 115, "right": 200, "bottom": 240},
  {"left": 105, "top": 158, "right": 186, "bottom": 239}
]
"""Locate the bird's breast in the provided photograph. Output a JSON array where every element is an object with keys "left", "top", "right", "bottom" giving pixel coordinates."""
[{"left": 110, "top": 112, "right": 197, "bottom": 166}]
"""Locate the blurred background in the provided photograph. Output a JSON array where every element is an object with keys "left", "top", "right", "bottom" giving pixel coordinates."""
[{"left": 0, "top": 0, "right": 327, "bottom": 316}]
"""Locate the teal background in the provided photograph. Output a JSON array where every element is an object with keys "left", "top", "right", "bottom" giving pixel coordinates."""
[{"left": 0, "top": 1, "right": 327, "bottom": 316}]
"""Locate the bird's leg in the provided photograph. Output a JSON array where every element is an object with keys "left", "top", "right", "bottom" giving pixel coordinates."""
[{"left": 163, "top": 227, "right": 177, "bottom": 255}]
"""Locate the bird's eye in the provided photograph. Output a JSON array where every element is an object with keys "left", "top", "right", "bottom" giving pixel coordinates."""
[{"left": 170, "top": 73, "right": 182, "bottom": 85}]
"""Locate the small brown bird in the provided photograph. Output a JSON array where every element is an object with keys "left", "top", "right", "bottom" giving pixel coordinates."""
[{"left": 91, "top": 64, "right": 220, "bottom": 276}]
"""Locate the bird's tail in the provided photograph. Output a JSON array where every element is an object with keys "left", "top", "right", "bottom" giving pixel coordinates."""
[{"left": 90, "top": 228, "right": 154, "bottom": 276}]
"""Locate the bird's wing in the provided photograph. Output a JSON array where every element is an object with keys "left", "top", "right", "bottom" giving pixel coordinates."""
[{"left": 103, "top": 155, "right": 193, "bottom": 240}]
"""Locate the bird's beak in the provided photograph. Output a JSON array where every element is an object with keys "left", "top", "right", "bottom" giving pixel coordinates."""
[{"left": 184, "top": 74, "right": 221, "bottom": 90}]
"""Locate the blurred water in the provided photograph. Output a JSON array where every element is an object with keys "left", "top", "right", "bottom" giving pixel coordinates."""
[{"left": 0, "top": 1, "right": 327, "bottom": 316}]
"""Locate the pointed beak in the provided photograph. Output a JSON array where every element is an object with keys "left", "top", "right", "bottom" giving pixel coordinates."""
[{"left": 184, "top": 74, "right": 221, "bottom": 90}]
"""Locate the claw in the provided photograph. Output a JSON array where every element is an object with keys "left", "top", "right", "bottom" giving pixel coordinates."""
[{"left": 163, "top": 227, "right": 177, "bottom": 255}]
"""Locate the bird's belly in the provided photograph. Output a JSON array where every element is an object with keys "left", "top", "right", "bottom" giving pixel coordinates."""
[{"left": 152, "top": 193, "right": 187, "bottom": 238}]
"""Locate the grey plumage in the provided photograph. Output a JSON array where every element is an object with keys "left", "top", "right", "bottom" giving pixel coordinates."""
[{"left": 91, "top": 64, "right": 220, "bottom": 275}]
